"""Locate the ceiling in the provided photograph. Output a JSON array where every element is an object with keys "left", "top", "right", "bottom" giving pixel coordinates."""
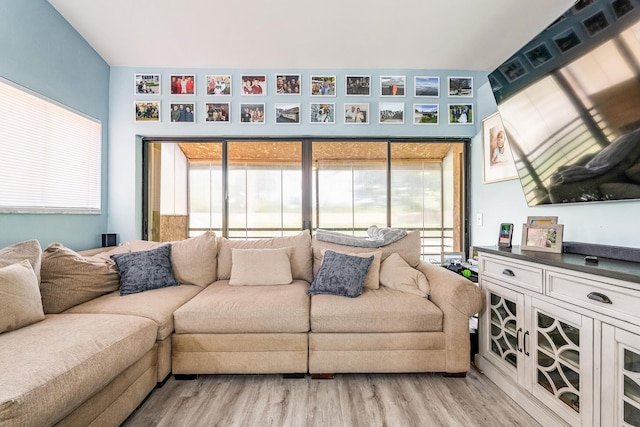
[{"left": 48, "top": 0, "right": 575, "bottom": 71}]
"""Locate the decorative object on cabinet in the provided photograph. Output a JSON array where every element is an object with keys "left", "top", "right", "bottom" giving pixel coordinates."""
[
  {"left": 521, "top": 223, "right": 564, "bottom": 253},
  {"left": 482, "top": 112, "right": 518, "bottom": 183},
  {"left": 498, "top": 223, "right": 514, "bottom": 248}
]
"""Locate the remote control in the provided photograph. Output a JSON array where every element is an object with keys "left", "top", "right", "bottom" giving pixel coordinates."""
[{"left": 585, "top": 256, "right": 598, "bottom": 264}]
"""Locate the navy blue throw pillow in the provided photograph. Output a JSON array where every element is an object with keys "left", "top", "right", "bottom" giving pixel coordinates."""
[
  {"left": 111, "top": 244, "right": 179, "bottom": 296},
  {"left": 308, "top": 250, "right": 373, "bottom": 298}
]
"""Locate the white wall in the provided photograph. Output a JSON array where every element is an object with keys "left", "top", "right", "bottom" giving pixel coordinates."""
[{"left": 470, "top": 81, "right": 640, "bottom": 249}]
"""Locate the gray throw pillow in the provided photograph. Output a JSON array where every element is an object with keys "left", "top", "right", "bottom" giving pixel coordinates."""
[
  {"left": 308, "top": 250, "right": 373, "bottom": 298},
  {"left": 111, "top": 244, "right": 179, "bottom": 296}
]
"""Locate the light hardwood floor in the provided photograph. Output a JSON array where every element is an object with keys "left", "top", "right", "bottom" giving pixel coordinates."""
[{"left": 122, "top": 368, "right": 540, "bottom": 427}]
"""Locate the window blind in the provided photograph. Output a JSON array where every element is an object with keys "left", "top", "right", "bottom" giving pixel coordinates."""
[{"left": 0, "top": 78, "right": 101, "bottom": 214}]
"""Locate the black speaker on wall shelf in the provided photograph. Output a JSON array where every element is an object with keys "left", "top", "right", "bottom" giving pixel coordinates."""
[{"left": 101, "top": 233, "right": 117, "bottom": 247}]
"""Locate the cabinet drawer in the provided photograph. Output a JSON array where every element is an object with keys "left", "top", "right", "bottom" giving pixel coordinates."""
[
  {"left": 480, "top": 255, "right": 543, "bottom": 293},
  {"left": 547, "top": 271, "right": 640, "bottom": 324}
]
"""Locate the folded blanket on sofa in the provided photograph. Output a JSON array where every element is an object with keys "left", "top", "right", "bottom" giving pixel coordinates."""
[{"left": 315, "top": 226, "right": 407, "bottom": 248}]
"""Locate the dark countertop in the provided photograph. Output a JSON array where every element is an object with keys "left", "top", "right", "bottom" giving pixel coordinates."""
[{"left": 476, "top": 245, "right": 640, "bottom": 285}]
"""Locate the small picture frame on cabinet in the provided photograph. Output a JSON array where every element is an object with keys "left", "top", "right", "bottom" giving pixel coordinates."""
[{"left": 521, "top": 224, "right": 564, "bottom": 253}]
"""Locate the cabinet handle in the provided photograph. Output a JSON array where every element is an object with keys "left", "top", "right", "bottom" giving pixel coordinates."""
[
  {"left": 502, "top": 269, "right": 515, "bottom": 277},
  {"left": 523, "top": 331, "right": 530, "bottom": 356},
  {"left": 587, "top": 292, "right": 612, "bottom": 304},
  {"left": 516, "top": 328, "right": 522, "bottom": 352}
]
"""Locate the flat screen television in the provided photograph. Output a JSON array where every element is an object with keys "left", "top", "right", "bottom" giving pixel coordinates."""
[{"left": 488, "top": 0, "right": 640, "bottom": 206}]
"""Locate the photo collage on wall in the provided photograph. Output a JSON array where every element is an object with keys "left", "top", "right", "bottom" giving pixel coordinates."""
[{"left": 133, "top": 72, "right": 475, "bottom": 125}]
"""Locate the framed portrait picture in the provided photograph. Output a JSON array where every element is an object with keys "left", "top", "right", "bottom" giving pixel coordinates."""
[
  {"left": 205, "top": 75, "right": 231, "bottom": 96},
  {"left": 448, "top": 77, "right": 473, "bottom": 97},
  {"left": 379, "top": 102, "right": 404, "bottom": 124},
  {"left": 275, "top": 103, "right": 300, "bottom": 124},
  {"left": 345, "top": 75, "right": 371, "bottom": 96},
  {"left": 525, "top": 43, "right": 553, "bottom": 68},
  {"left": 275, "top": 74, "right": 301, "bottom": 95},
  {"left": 310, "top": 76, "right": 336, "bottom": 96},
  {"left": 482, "top": 112, "right": 518, "bottom": 183},
  {"left": 135, "top": 101, "right": 160, "bottom": 122},
  {"left": 134, "top": 74, "right": 160, "bottom": 95},
  {"left": 241, "top": 75, "right": 267, "bottom": 96},
  {"left": 169, "top": 74, "right": 195, "bottom": 95},
  {"left": 521, "top": 224, "right": 564, "bottom": 254},
  {"left": 380, "top": 75, "right": 405, "bottom": 97},
  {"left": 169, "top": 103, "right": 195, "bottom": 123},
  {"left": 204, "top": 102, "right": 230, "bottom": 123},
  {"left": 414, "top": 76, "right": 439, "bottom": 97},
  {"left": 527, "top": 216, "right": 558, "bottom": 225},
  {"left": 612, "top": 0, "right": 634, "bottom": 18},
  {"left": 441, "top": 252, "right": 465, "bottom": 267},
  {"left": 498, "top": 58, "right": 527, "bottom": 82},
  {"left": 583, "top": 11, "right": 609, "bottom": 36},
  {"left": 448, "top": 104, "right": 473, "bottom": 124},
  {"left": 239, "top": 103, "right": 265, "bottom": 124},
  {"left": 344, "top": 103, "right": 369, "bottom": 124},
  {"left": 310, "top": 103, "right": 335, "bottom": 124},
  {"left": 413, "top": 104, "right": 439, "bottom": 125}
]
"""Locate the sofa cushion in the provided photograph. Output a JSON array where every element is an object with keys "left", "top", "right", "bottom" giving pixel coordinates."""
[
  {"left": 0, "top": 239, "right": 42, "bottom": 281},
  {"left": 0, "top": 260, "right": 44, "bottom": 333},
  {"left": 308, "top": 250, "right": 373, "bottom": 298},
  {"left": 174, "top": 280, "right": 310, "bottom": 334},
  {"left": 40, "top": 243, "right": 130, "bottom": 313},
  {"left": 217, "top": 230, "right": 312, "bottom": 283},
  {"left": 229, "top": 247, "right": 293, "bottom": 286},
  {"left": 129, "top": 231, "right": 217, "bottom": 287},
  {"left": 322, "top": 248, "right": 381, "bottom": 290},
  {"left": 111, "top": 245, "right": 179, "bottom": 295},
  {"left": 0, "top": 313, "right": 156, "bottom": 427},
  {"left": 65, "top": 284, "right": 202, "bottom": 340},
  {"left": 380, "top": 252, "right": 430, "bottom": 297},
  {"left": 312, "top": 230, "right": 421, "bottom": 278},
  {"left": 310, "top": 286, "right": 443, "bottom": 333}
]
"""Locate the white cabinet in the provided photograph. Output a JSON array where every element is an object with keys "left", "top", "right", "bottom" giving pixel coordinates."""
[{"left": 478, "top": 249, "right": 640, "bottom": 427}]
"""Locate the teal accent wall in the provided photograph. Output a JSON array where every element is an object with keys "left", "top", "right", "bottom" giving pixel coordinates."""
[{"left": 0, "top": 0, "right": 110, "bottom": 250}]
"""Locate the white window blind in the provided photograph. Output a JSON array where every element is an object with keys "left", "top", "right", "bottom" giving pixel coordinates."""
[{"left": 0, "top": 78, "right": 101, "bottom": 214}]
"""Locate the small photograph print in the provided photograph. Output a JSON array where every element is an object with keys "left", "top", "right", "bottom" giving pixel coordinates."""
[
  {"left": 448, "top": 77, "right": 473, "bottom": 97},
  {"left": 413, "top": 104, "right": 438, "bottom": 125},
  {"left": 345, "top": 75, "right": 371, "bottom": 96},
  {"left": 135, "top": 101, "right": 160, "bottom": 122},
  {"left": 276, "top": 74, "right": 301, "bottom": 95},
  {"left": 498, "top": 58, "right": 527, "bottom": 82},
  {"left": 449, "top": 104, "right": 473, "bottom": 124},
  {"left": 554, "top": 29, "right": 581, "bottom": 52},
  {"left": 583, "top": 11, "right": 609, "bottom": 36},
  {"left": 275, "top": 103, "right": 301, "bottom": 124},
  {"left": 525, "top": 43, "right": 553, "bottom": 68},
  {"left": 379, "top": 102, "right": 404, "bottom": 124},
  {"left": 380, "top": 75, "right": 405, "bottom": 97},
  {"left": 310, "top": 76, "right": 336, "bottom": 96},
  {"left": 205, "top": 75, "right": 231, "bottom": 96},
  {"left": 241, "top": 75, "right": 266, "bottom": 95},
  {"left": 488, "top": 74, "right": 502, "bottom": 92},
  {"left": 135, "top": 74, "right": 160, "bottom": 95},
  {"left": 169, "top": 103, "right": 195, "bottom": 123},
  {"left": 310, "top": 103, "right": 335, "bottom": 124},
  {"left": 572, "top": 0, "right": 596, "bottom": 13},
  {"left": 204, "top": 102, "right": 230, "bottom": 123},
  {"left": 612, "top": 0, "right": 634, "bottom": 18},
  {"left": 344, "top": 103, "right": 369, "bottom": 124},
  {"left": 239, "top": 103, "right": 265, "bottom": 124},
  {"left": 170, "top": 74, "right": 196, "bottom": 95},
  {"left": 414, "top": 76, "right": 439, "bottom": 97}
]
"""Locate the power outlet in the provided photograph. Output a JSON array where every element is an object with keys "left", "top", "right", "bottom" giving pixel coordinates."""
[{"left": 476, "top": 213, "right": 483, "bottom": 226}]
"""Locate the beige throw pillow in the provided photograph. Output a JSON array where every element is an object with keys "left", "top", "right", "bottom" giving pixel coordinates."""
[
  {"left": 0, "top": 239, "right": 42, "bottom": 282},
  {"left": 229, "top": 247, "right": 293, "bottom": 286},
  {"left": 0, "top": 260, "right": 45, "bottom": 333},
  {"left": 379, "top": 252, "right": 430, "bottom": 297},
  {"left": 321, "top": 248, "right": 381, "bottom": 290}
]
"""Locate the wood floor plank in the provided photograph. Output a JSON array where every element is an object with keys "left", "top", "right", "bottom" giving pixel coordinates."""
[{"left": 122, "top": 370, "right": 541, "bottom": 427}]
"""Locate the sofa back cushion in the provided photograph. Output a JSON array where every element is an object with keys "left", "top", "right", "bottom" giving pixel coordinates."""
[
  {"left": 217, "top": 230, "right": 313, "bottom": 283},
  {"left": 312, "top": 230, "right": 421, "bottom": 278},
  {"left": 129, "top": 231, "right": 217, "bottom": 287},
  {"left": 40, "top": 243, "right": 129, "bottom": 313},
  {"left": 229, "top": 247, "right": 293, "bottom": 286},
  {"left": 0, "top": 260, "right": 44, "bottom": 333},
  {"left": 0, "top": 239, "right": 42, "bottom": 282}
]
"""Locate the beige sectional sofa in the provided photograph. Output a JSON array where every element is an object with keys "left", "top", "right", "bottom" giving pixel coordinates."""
[{"left": 0, "top": 229, "right": 482, "bottom": 426}]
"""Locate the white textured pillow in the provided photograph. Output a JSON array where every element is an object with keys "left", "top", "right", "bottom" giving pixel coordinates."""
[
  {"left": 229, "top": 247, "right": 293, "bottom": 286},
  {"left": 0, "top": 260, "right": 45, "bottom": 333},
  {"left": 321, "top": 248, "right": 381, "bottom": 290},
  {"left": 379, "top": 253, "right": 430, "bottom": 297}
]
